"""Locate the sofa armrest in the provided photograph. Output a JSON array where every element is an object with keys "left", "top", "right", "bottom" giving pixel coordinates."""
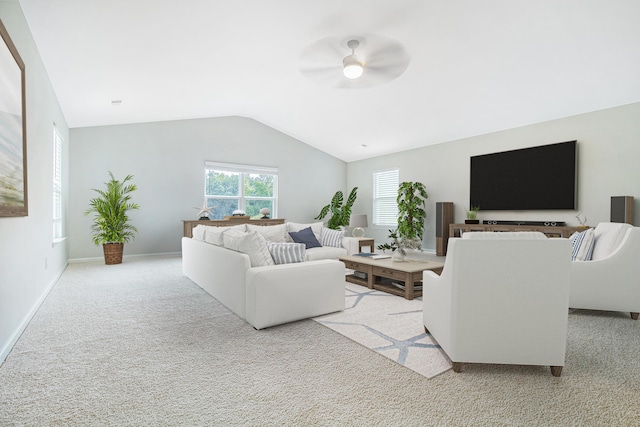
[
  {"left": 182, "top": 237, "right": 250, "bottom": 319},
  {"left": 342, "top": 236, "right": 359, "bottom": 255},
  {"left": 245, "top": 260, "right": 346, "bottom": 329}
]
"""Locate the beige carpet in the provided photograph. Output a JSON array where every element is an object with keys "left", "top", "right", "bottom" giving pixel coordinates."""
[
  {"left": 314, "top": 283, "right": 452, "bottom": 378},
  {"left": 1, "top": 255, "right": 639, "bottom": 426}
]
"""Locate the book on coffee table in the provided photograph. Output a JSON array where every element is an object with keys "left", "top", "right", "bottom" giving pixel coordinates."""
[{"left": 370, "top": 254, "right": 391, "bottom": 259}]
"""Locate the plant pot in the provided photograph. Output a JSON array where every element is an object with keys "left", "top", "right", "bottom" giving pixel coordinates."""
[
  {"left": 465, "top": 220, "right": 480, "bottom": 224},
  {"left": 103, "top": 243, "right": 124, "bottom": 265}
]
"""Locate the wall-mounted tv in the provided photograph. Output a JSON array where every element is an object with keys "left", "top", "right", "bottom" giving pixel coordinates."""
[{"left": 470, "top": 140, "right": 577, "bottom": 210}]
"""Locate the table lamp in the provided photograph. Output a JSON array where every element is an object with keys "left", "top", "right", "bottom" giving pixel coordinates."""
[{"left": 349, "top": 214, "right": 368, "bottom": 238}]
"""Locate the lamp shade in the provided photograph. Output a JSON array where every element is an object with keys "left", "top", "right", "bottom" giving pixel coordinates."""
[
  {"left": 349, "top": 214, "right": 368, "bottom": 228},
  {"left": 349, "top": 214, "right": 368, "bottom": 238}
]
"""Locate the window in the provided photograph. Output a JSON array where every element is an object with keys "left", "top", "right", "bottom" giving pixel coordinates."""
[
  {"left": 204, "top": 162, "right": 278, "bottom": 219},
  {"left": 373, "top": 168, "right": 399, "bottom": 227},
  {"left": 52, "top": 125, "right": 63, "bottom": 240}
]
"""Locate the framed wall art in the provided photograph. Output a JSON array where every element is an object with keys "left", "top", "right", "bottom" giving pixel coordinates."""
[{"left": 0, "top": 19, "right": 27, "bottom": 217}]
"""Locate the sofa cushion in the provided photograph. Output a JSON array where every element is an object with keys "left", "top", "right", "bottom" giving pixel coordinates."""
[
  {"left": 570, "top": 228, "right": 595, "bottom": 261},
  {"left": 246, "top": 223, "right": 287, "bottom": 243},
  {"left": 267, "top": 242, "right": 306, "bottom": 264},
  {"left": 591, "top": 222, "right": 632, "bottom": 260},
  {"left": 286, "top": 222, "right": 323, "bottom": 242},
  {"left": 204, "top": 224, "right": 247, "bottom": 246},
  {"left": 306, "top": 246, "right": 347, "bottom": 261},
  {"left": 192, "top": 224, "right": 210, "bottom": 241},
  {"left": 289, "top": 227, "right": 322, "bottom": 249},
  {"left": 222, "top": 230, "right": 275, "bottom": 267},
  {"left": 320, "top": 226, "right": 345, "bottom": 248}
]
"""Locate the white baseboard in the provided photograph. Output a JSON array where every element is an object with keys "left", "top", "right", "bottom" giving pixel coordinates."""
[
  {"left": 69, "top": 251, "right": 181, "bottom": 263},
  {"left": 0, "top": 263, "right": 68, "bottom": 364}
]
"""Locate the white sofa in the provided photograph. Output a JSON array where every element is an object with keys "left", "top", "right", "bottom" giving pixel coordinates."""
[
  {"left": 191, "top": 221, "right": 360, "bottom": 260},
  {"left": 570, "top": 222, "right": 640, "bottom": 319},
  {"left": 423, "top": 232, "right": 571, "bottom": 376},
  {"left": 182, "top": 221, "right": 355, "bottom": 329}
]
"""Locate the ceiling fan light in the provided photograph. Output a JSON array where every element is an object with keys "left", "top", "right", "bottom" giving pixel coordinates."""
[{"left": 343, "top": 55, "right": 364, "bottom": 79}]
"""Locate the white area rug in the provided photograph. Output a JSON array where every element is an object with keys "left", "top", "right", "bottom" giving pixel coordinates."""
[{"left": 314, "top": 283, "right": 452, "bottom": 379}]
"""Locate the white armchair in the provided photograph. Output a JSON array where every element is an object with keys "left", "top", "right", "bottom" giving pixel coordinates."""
[
  {"left": 570, "top": 223, "right": 640, "bottom": 320},
  {"left": 423, "top": 232, "right": 571, "bottom": 376}
]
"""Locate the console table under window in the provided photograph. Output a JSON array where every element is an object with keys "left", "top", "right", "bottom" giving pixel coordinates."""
[{"left": 183, "top": 218, "right": 285, "bottom": 238}]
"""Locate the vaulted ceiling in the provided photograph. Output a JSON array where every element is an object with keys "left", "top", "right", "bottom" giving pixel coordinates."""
[{"left": 18, "top": 0, "right": 640, "bottom": 162}]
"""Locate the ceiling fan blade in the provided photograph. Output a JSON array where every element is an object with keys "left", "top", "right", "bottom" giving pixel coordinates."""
[
  {"left": 299, "top": 65, "right": 341, "bottom": 78},
  {"left": 299, "top": 36, "right": 345, "bottom": 65},
  {"left": 366, "top": 43, "right": 409, "bottom": 67},
  {"left": 298, "top": 33, "right": 410, "bottom": 88},
  {"left": 366, "top": 61, "right": 410, "bottom": 79}
]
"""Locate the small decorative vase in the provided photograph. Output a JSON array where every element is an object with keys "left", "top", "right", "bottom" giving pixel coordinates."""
[{"left": 392, "top": 251, "right": 405, "bottom": 262}]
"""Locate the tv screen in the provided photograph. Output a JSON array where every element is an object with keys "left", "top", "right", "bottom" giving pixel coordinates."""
[{"left": 470, "top": 141, "right": 577, "bottom": 210}]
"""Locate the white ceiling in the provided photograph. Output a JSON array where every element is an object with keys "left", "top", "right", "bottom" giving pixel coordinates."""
[{"left": 18, "top": 0, "right": 640, "bottom": 162}]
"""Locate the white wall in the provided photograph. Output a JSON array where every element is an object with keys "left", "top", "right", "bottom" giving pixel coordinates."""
[
  {"left": 0, "top": 2, "right": 69, "bottom": 362},
  {"left": 68, "top": 116, "right": 347, "bottom": 259},
  {"left": 347, "top": 102, "right": 640, "bottom": 251}
]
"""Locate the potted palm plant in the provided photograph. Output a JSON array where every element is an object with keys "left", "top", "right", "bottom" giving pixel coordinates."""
[{"left": 84, "top": 171, "right": 140, "bottom": 264}]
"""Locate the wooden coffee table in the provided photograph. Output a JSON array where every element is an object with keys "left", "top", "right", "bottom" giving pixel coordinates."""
[{"left": 339, "top": 255, "right": 444, "bottom": 300}]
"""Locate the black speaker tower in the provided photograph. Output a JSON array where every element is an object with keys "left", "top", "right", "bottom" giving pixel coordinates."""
[
  {"left": 436, "top": 202, "right": 454, "bottom": 256},
  {"left": 611, "top": 196, "right": 634, "bottom": 225}
]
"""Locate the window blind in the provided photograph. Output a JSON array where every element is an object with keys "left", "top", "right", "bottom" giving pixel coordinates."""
[{"left": 373, "top": 168, "right": 399, "bottom": 227}]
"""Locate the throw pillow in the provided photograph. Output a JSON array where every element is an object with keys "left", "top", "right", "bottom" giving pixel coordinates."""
[
  {"left": 570, "top": 228, "right": 595, "bottom": 261},
  {"left": 286, "top": 222, "right": 323, "bottom": 242},
  {"left": 320, "top": 226, "right": 345, "bottom": 248},
  {"left": 267, "top": 243, "right": 306, "bottom": 264},
  {"left": 288, "top": 227, "right": 322, "bottom": 249},
  {"left": 222, "top": 229, "right": 275, "bottom": 267}
]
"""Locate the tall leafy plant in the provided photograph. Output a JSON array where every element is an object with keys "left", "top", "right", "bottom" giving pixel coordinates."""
[
  {"left": 396, "top": 181, "right": 428, "bottom": 240},
  {"left": 314, "top": 187, "right": 358, "bottom": 230},
  {"left": 84, "top": 172, "right": 140, "bottom": 245}
]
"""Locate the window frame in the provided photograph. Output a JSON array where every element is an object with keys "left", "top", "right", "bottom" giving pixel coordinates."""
[
  {"left": 372, "top": 168, "right": 399, "bottom": 228},
  {"left": 204, "top": 161, "right": 278, "bottom": 219}
]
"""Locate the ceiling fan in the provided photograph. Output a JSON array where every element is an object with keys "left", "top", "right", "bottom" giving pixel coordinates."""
[{"left": 299, "top": 34, "right": 411, "bottom": 88}]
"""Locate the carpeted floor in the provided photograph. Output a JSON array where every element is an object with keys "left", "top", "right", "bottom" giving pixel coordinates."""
[{"left": 1, "top": 254, "right": 639, "bottom": 426}]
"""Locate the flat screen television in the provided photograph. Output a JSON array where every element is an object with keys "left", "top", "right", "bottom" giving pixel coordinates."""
[{"left": 470, "top": 140, "right": 577, "bottom": 210}]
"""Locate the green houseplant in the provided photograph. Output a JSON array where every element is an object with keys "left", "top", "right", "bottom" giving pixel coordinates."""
[
  {"left": 465, "top": 206, "right": 480, "bottom": 224},
  {"left": 396, "top": 181, "right": 428, "bottom": 241},
  {"left": 84, "top": 172, "right": 140, "bottom": 265},
  {"left": 377, "top": 229, "right": 423, "bottom": 259},
  {"left": 314, "top": 187, "right": 358, "bottom": 230}
]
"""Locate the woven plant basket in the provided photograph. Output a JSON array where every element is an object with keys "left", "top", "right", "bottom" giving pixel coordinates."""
[{"left": 103, "top": 243, "right": 124, "bottom": 265}]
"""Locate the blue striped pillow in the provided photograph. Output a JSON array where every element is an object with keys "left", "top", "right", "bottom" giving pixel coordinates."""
[
  {"left": 570, "top": 228, "right": 595, "bottom": 261},
  {"left": 268, "top": 243, "right": 306, "bottom": 264},
  {"left": 321, "top": 227, "right": 345, "bottom": 248}
]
